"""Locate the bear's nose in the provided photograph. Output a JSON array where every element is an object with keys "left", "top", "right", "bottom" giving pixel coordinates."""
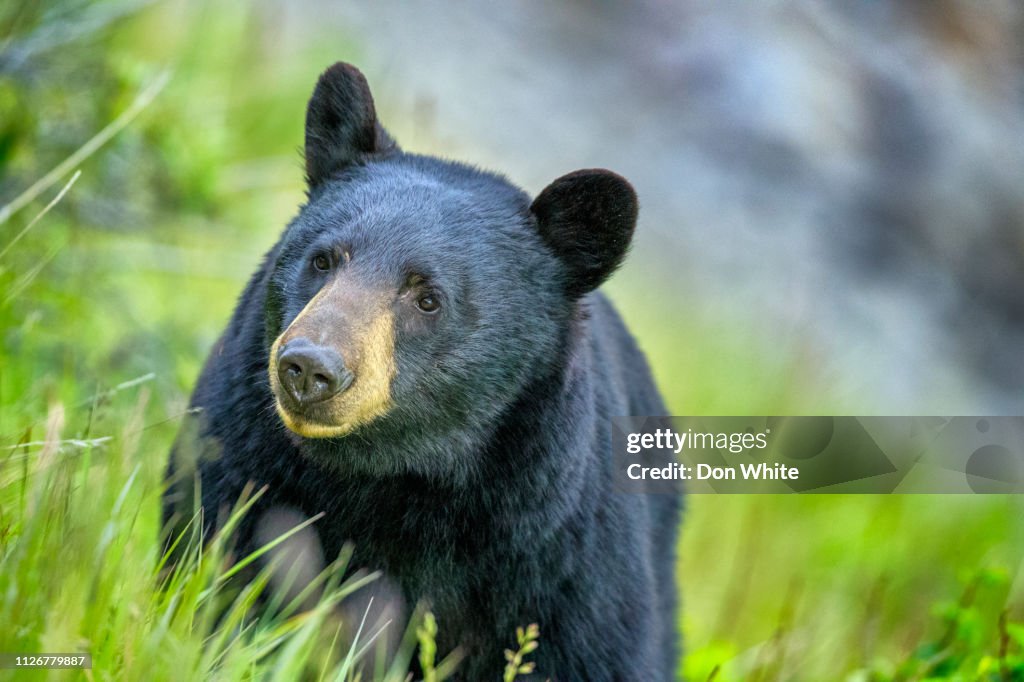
[{"left": 277, "top": 339, "right": 353, "bottom": 409}]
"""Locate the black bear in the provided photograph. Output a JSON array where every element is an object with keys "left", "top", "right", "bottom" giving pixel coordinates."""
[{"left": 165, "top": 62, "right": 679, "bottom": 681}]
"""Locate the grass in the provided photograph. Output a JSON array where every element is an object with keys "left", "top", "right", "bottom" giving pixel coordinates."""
[
  {"left": 0, "top": 394, "right": 426, "bottom": 682},
  {"left": 2, "top": 1, "right": 1024, "bottom": 680}
]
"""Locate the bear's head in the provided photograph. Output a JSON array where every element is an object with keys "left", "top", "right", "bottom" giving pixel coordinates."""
[{"left": 264, "top": 62, "right": 638, "bottom": 477}]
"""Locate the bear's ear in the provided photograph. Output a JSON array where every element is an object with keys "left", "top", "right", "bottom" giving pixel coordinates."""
[
  {"left": 530, "top": 169, "right": 638, "bottom": 297},
  {"left": 304, "top": 62, "right": 397, "bottom": 188}
]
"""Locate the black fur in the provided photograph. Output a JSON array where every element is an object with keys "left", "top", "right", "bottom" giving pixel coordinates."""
[{"left": 166, "top": 62, "right": 679, "bottom": 681}]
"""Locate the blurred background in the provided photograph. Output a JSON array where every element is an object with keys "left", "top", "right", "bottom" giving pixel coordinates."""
[{"left": 2, "top": 1, "right": 1024, "bottom": 679}]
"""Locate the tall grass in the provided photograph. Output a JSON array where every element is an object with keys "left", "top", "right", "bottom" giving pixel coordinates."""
[{"left": 0, "top": 393, "right": 419, "bottom": 681}]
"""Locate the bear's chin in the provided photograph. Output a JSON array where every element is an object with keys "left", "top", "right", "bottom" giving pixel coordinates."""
[{"left": 274, "top": 403, "right": 357, "bottom": 439}]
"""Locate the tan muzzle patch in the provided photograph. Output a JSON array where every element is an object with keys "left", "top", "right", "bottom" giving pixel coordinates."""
[{"left": 268, "top": 277, "right": 396, "bottom": 438}]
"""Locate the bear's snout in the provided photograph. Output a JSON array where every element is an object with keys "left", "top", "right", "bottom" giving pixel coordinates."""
[
  {"left": 277, "top": 338, "right": 354, "bottom": 410},
  {"left": 267, "top": 273, "right": 397, "bottom": 439}
]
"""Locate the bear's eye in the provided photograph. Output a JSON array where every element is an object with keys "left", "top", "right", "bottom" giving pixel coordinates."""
[
  {"left": 415, "top": 293, "right": 441, "bottom": 314},
  {"left": 312, "top": 254, "right": 331, "bottom": 272}
]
